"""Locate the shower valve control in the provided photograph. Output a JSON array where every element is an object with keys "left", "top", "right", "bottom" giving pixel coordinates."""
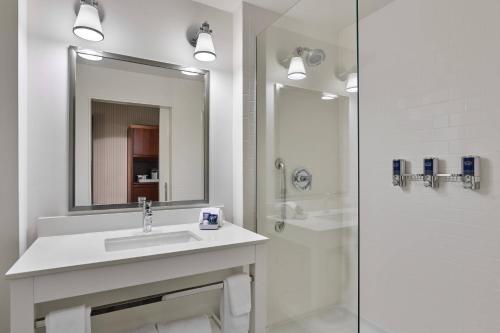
[
  {"left": 461, "top": 156, "right": 480, "bottom": 190},
  {"left": 392, "top": 159, "right": 406, "bottom": 187},
  {"left": 292, "top": 168, "right": 312, "bottom": 191},
  {"left": 423, "top": 157, "right": 439, "bottom": 188}
]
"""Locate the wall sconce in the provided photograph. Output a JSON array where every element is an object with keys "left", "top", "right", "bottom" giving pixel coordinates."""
[
  {"left": 189, "top": 22, "right": 216, "bottom": 62},
  {"left": 285, "top": 47, "right": 326, "bottom": 81},
  {"left": 346, "top": 72, "right": 358, "bottom": 93},
  {"left": 73, "top": 0, "right": 104, "bottom": 42},
  {"left": 288, "top": 48, "right": 307, "bottom": 80}
]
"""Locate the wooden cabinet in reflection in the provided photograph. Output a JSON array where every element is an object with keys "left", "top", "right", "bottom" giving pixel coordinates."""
[{"left": 127, "top": 125, "right": 159, "bottom": 202}]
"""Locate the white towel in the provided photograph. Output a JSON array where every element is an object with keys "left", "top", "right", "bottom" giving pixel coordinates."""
[
  {"left": 121, "top": 323, "right": 158, "bottom": 333},
  {"left": 220, "top": 274, "right": 251, "bottom": 333},
  {"left": 157, "top": 315, "right": 212, "bottom": 333},
  {"left": 45, "top": 305, "right": 91, "bottom": 333},
  {"left": 226, "top": 274, "right": 251, "bottom": 316}
]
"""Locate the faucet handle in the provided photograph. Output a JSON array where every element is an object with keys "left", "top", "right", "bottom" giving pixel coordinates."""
[{"left": 144, "top": 200, "right": 153, "bottom": 211}]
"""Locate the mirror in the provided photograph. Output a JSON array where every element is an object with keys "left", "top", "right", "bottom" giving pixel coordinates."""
[{"left": 69, "top": 47, "right": 209, "bottom": 210}]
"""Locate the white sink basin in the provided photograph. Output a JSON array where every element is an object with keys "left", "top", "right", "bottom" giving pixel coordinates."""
[{"left": 105, "top": 230, "right": 202, "bottom": 252}]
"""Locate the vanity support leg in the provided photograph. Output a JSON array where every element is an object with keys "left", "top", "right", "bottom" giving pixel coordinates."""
[
  {"left": 251, "top": 244, "right": 267, "bottom": 333},
  {"left": 10, "top": 278, "right": 35, "bottom": 333}
]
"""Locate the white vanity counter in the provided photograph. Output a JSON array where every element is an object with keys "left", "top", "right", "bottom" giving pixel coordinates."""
[
  {"left": 7, "top": 222, "right": 268, "bottom": 333},
  {"left": 6, "top": 222, "right": 267, "bottom": 279}
]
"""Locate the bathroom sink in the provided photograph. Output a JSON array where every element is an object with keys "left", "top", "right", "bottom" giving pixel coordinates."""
[{"left": 105, "top": 230, "right": 202, "bottom": 252}]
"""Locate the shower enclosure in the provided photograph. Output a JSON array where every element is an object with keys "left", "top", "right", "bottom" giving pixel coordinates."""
[{"left": 256, "top": 0, "right": 359, "bottom": 332}]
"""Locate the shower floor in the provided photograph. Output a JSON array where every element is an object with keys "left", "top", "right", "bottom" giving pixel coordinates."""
[{"left": 267, "top": 306, "right": 386, "bottom": 333}]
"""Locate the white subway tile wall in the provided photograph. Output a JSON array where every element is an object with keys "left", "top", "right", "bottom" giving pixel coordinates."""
[
  {"left": 240, "top": 3, "right": 279, "bottom": 231},
  {"left": 360, "top": 0, "right": 500, "bottom": 332}
]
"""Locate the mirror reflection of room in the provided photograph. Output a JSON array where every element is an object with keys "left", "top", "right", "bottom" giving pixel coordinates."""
[
  {"left": 91, "top": 101, "right": 161, "bottom": 205},
  {"left": 74, "top": 56, "right": 206, "bottom": 206}
]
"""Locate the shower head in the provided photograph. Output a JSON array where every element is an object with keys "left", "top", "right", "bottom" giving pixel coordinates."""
[
  {"left": 305, "top": 48, "right": 326, "bottom": 67},
  {"left": 281, "top": 47, "right": 326, "bottom": 68}
]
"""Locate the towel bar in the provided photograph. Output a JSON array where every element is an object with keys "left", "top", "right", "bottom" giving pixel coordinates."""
[{"left": 34, "top": 277, "right": 253, "bottom": 329}]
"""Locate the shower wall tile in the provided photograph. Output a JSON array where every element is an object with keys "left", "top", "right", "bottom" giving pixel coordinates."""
[
  {"left": 235, "top": 3, "right": 279, "bottom": 231},
  {"left": 358, "top": 0, "right": 500, "bottom": 332}
]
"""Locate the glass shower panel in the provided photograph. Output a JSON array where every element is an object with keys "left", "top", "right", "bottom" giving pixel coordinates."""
[{"left": 256, "top": 1, "right": 358, "bottom": 332}]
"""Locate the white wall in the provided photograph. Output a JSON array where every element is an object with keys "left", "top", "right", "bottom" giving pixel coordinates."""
[
  {"left": 75, "top": 63, "right": 204, "bottom": 205},
  {"left": 269, "top": 86, "right": 349, "bottom": 326},
  {"left": 22, "top": 1, "right": 236, "bottom": 331},
  {"left": 360, "top": 0, "right": 500, "bottom": 331},
  {"left": 276, "top": 86, "right": 342, "bottom": 200},
  {"left": 0, "top": 0, "right": 21, "bottom": 331},
  {"left": 26, "top": 0, "right": 233, "bottom": 245}
]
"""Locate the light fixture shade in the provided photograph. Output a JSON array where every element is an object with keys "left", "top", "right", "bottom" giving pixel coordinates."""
[
  {"left": 288, "top": 56, "right": 306, "bottom": 80},
  {"left": 194, "top": 32, "right": 216, "bottom": 62},
  {"left": 346, "top": 73, "right": 358, "bottom": 93},
  {"left": 73, "top": 2, "right": 104, "bottom": 42}
]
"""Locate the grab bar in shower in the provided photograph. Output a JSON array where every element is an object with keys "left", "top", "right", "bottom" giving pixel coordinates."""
[{"left": 275, "top": 158, "right": 286, "bottom": 232}]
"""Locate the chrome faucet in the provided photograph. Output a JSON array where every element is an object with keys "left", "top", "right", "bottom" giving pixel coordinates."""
[{"left": 142, "top": 200, "right": 153, "bottom": 233}]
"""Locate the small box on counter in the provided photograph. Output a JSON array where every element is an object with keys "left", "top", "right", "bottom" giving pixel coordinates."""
[{"left": 199, "top": 207, "right": 224, "bottom": 230}]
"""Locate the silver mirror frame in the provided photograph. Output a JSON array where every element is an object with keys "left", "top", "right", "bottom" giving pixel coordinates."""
[{"left": 68, "top": 46, "right": 210, "bottom": 211}]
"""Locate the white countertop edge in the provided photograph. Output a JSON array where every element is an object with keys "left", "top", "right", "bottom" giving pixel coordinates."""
[{"left": 6, "top": 223, "right": 268, "bottom": 280}]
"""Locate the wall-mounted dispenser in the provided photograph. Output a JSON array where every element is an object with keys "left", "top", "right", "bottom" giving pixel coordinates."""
[
  {"left": 392, "top": 159, "right": 406, "bottom": 187},
  {"left": 392, "top": 156, "right": 481, "bottom": 190},
  {"left": 423, "top": 157, "right": 439, "bottom": 188},
  {"left": 462, "top": 156, "right": 480, "bottom": 190}
]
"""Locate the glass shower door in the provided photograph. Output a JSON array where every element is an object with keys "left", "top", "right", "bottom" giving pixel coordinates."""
[{"left": 256, "top": 0, "right": 359, "bottom": 332}]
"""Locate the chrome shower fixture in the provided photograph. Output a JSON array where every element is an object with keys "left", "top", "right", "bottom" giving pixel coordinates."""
[
  {"left": 392, "top": 156, "right": 481, "bottom": 190},
  {"left": 292, "top": 168, "right": 312, "bottom": 191},
  {"left": 305, "top": 48, "right": 326, "bottom": 66},
  {"left": 275, "top": 158, "right": 286, "bottom": 233},
  {"left": 275, "top": 158, "right": 285, "bottom": 170}
]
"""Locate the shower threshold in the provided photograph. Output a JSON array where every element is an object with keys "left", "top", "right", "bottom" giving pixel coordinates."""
[{"left": 267, "top": 306, "right": 386, "bottom": 333}]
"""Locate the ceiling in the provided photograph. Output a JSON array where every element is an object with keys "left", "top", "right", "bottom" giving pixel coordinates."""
[
  {"left": 193, "top": 0, "right": 395, "bottom": 42},
  {"left": 274, "top": 0, "right": 395, "bottom": 43},
  {"left": 192, "top": 0, "right": 299, "bottom": 13},
  {"left": 193, "top": 0, "right": 394, "bottom": 19}
]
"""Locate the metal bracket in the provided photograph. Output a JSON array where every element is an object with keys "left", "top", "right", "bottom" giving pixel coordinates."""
[{"left": 189, "top": 22, "right": 212, "bottom": 47}]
